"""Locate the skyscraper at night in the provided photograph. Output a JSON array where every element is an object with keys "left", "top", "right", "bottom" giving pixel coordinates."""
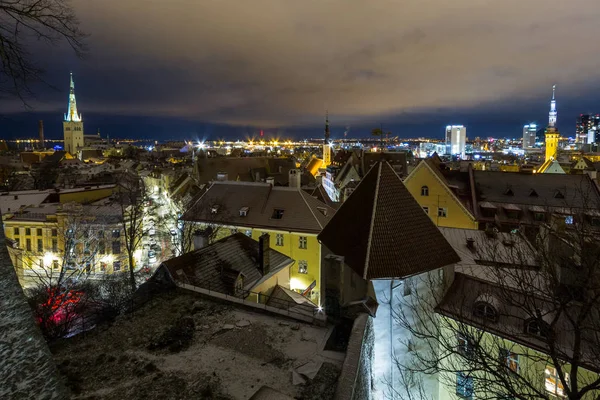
[
  {"left": 522, "top": 124, "right": 537, "bottom": 149},
  {"left": 576, "top": 114, "right": 600, "bottom": 144},
  {"left": 445, "top": 125, "right": 466, "bottom": 157},
  {"left": 63, "top": 72, "right": 84, "bottom": 155}
]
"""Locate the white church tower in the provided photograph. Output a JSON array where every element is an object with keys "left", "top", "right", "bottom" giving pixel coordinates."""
[{"left": 63, "top": 72, "right": 84, "bottom": 155}]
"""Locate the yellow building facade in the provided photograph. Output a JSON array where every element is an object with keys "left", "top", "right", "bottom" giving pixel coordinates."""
[
  {"left": 3, "top": 204, "right": 131, "bottom": 287},
  {"left": 437, "top": 319, "right": 600, "bottom": 400},
  {"left": 211, "top": 226, "right": 321, "bottom": 305},
  {"left": 404, "top": 160, "right": 478, "bottom": 230}
]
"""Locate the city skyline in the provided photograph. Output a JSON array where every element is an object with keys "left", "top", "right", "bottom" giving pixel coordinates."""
[{"left": 1, "top": 0, "right": 600, "bottom": 140}]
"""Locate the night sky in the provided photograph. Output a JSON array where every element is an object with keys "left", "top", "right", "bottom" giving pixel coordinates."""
[{"left": 1, "top": 0, "right": 600, "bottom": 141}]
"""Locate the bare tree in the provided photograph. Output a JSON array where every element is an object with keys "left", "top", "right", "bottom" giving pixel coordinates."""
[
  {"left": 113, "top": 171, "right": 148, "bottom": 291},
  {"left": 0, "top": 0, "right": 87, "bottom": 102},
  {"left": 21, "top": 204, "right": 103, "bottom": 339},
  {"left": 390, "top": 196, "right": 600, "bottom": 399}
]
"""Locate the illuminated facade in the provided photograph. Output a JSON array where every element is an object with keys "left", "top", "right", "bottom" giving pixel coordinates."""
[
  {"left": 522, "top": 124, "right": 537, "bottom": 149},
  {"left": 3, "top": 203, "right": 131, "bottom": 288},
  {"left": 445, "top": 125, "right": 466, "bottom": 157},
  {"left": 576, "top": 114, "right": 600, "bottom": 144},
  {"left": 63, "top": 73, "right": 84, "bottom": 155}
]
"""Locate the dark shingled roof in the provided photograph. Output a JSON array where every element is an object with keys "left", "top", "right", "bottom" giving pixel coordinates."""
[
  {"left": 159, "top": 233, "right": 293, "bottom": 295},
  {"left": 318, "top": 161, "right": 460, "bottom": 280}
]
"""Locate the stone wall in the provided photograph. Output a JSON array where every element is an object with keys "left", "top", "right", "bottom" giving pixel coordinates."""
[
  {"left": 0, "top": 224, "right": 67, "bottom": 399},
  {"left": 334, "top": 313, "right": 374, "bottom": 400}
]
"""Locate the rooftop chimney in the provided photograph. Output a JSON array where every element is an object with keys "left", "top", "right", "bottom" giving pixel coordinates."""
[
  {"left": 258, "top": 233, "right": 271, "bottom": 276},
  {"left": 193, "top": 227, "right": 213, "bottom": 250},
  {"left": 466, "top": 237, "right": 475, "bottom": 250},
  {"left": 38, "top": 120, "right": 44, "bottom": 149},
  {"left": 266, "top": 177, "right": 275, "bottom": 186},
  {"left": 288, "top": 169, "right": 301, "bottom": 189}
]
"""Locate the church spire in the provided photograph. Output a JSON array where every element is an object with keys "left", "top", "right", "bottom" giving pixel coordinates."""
[
  {"left": 64, "top": 72, "right": 82, "bottom": 123},
  {"left": 324, "top": 110, "right": 330, "bottom": 142},
  {"left": 548, "top": 84, "right": 557, "bottom": 128}
]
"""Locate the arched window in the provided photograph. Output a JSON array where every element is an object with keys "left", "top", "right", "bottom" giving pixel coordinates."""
[
  {"left": 473, "top": 302, "right": 498, "bottom": 322},
  {"left": 421, "top": 186, "right": 429, "bottom": 196},
  {"left": 525, "top": 319, "right": 549, "bottom": 338}
]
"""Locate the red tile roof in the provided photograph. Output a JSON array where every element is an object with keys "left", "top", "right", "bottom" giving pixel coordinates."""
[{"left": 318, "top": 161, "right": 460, "bottom": 279}]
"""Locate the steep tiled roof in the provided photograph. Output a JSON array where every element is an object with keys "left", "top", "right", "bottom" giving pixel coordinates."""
[
  {"left": 318, "top": 161, "right": 460, "bottom": 280},
  {"left": 159, "top": 233, "right": 293, "bottom": 295},
  {"left": 182, "top": 181, "right": 336, "bottom": 233}
]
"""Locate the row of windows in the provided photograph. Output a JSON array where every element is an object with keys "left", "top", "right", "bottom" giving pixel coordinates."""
[
  {"left": 456, "top": 366, "right": 567, "bottom": 399},
  {"left": 15, "top": 239, "right": 121, "bottom": 254},
  {"left": 422, "top": 206, "right": 447, "bottom": 218},
  {"left": 274, "top": 233, "right": 308, "bottom": 249},
  {"left": 13, "top": 227, "right": 57, "bottom": 236},
  {"left": 12, "top": 227, "right": 120, "bottom": 238},
  {"left": 42, "top": 260, "right": 122, "bottom": 272},
  {"left": 471, "top": 301, "right": 551, "bottom": 338}
]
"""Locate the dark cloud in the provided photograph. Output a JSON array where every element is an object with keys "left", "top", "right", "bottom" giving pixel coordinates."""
[{"left": 2, "top": 0, "right": 600, "bottom": 137}]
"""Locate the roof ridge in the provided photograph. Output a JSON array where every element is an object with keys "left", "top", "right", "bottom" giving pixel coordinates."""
[
  {"left": 363, "top": 162, "right": 382, "bottom": 280},
  {"left": 299, "top": 190, "right": 324, "bottom": 230}
]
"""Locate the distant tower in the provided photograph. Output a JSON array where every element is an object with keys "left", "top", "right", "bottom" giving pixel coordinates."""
[
  {"left": 545, "top": 85, "right": 560, "bottom": 161},
  {"left": 63, "top": 72, "right": 84, "bottom": 155},
  {"left": 522, "top": 124, "right": 537, "bottom": 149},
  {"left": 38, "top": 120, "right": 44, "bottom": 149},
  {"left": 445, "top": 125, "right": 466, "bottom": 157},
  {"left": 323, "top": 111, "right": 332, "bottom": 167}
]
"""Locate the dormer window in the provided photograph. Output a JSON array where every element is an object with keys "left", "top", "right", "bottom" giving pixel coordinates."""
[
  {"left": 504, "top": 187, "right": 514, "bottom": 196},
  {"left": 473, "top": 302, "right": 498, "bottom": 322},
  {"left": 529, "top": 189, "right": 538, "bottom": 197},
  {"left": 554, "top": 190, "right": 564, "bottom": 199},
  {"left": 211, "top": 205, "right": 220, "bottom": 214},
  {"left": 271, "top": 208, "right": 284, "bottom": 219},
  {"left": 317, "top": 207, "right": 328, "bottom": 217},
  {"left": 239, "top": 207, "right": 249, "bottom": 217},
  {"left": 525, "top": 318, "right": 549, "bottom": 338},
  {"left": 421, "top": 186, "right": 429, "bottom": 196}
]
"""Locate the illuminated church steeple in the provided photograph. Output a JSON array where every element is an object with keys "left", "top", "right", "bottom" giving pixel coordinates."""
[
  {"left": 548, "top": 84, "right": 557, "bottom": 128},
  {"left": 62, "top": 72, "right": 84, "bottom": 155},
  {"left": 323, "top": 111, "right": 331, "bottom": 166},
  {"left": 543, "top": 84, "right": 560, "bottom": 165}
]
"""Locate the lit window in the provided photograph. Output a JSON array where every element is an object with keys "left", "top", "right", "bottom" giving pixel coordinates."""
[
  {"left": 299, "top": 236, "right": 307, "bottom": 249},
  {"left": 565, "top": 215, "right": 574, "bottom": 225},
  {"left": 499, "top": 348, "right": 519, "bottom": 373},
  {"left": 421, "top": 186, "right": 429, "bottom": 196},
  {"left": 423, "top": 206, "right": 429, "bottom": 214},
  {"left": 474, "top": 302, "right": 498, "bottom": 322},
  {"left": 438, "top": 207, "right": 448, "bottom": 217},
  {"left": 276, "top": 234, "right": 284, "bottom": 246},
  {"left": 245, "top": 230, "right": 252, "bottom": 237},
  {"left": 298, "top": 260, "right": 308, "bottom": 274},
  {"left": 456, "top": 372, "right": 474, "bottom": 399},
  {"left": 545, "top": 366, "right": 568, "bottom": 397}
]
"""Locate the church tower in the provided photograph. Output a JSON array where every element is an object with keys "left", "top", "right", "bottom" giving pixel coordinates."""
[
  {"left": 544, "top": 85, "right": 560, "bottom": 162},
  {"left": 63, "top": 72, "right": 84, "bottom": 155},
  {"left": 323, "top": 111, "right": 332, "bottom": 167}
]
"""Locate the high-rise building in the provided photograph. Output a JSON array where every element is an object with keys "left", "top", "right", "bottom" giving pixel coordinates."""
[
  {"left": 522, "top": 124, "right": 537, "bottom": 149},
  {"left": 445, "top": 125, "right": 466, "bottom": 157},
  {"left": 576, "top": 114, "right": 600, "bottom": 144},
  {"left": 63, "top": 73, "right": 84, "bottom": 155}
]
